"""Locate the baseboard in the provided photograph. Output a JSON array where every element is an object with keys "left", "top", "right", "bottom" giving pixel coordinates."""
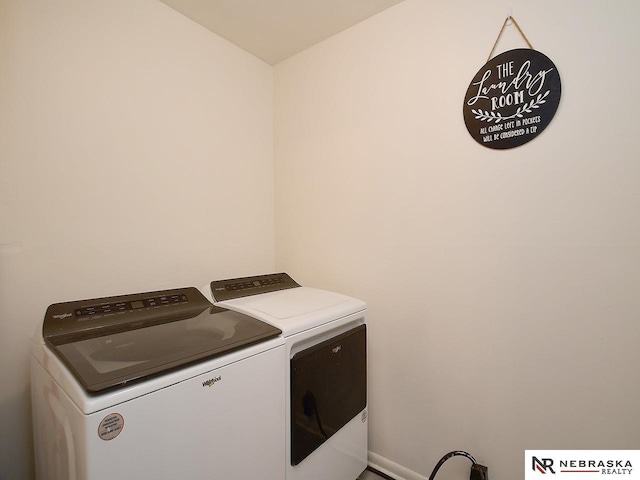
[{"left": 368, "top": 451, "right": 429, "bottom": 480}]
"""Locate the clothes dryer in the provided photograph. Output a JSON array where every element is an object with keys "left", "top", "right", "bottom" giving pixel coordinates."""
[
  {"left": 31, "top": 287, "right": 285, "bottom": 480},
  {"left": 203, "top": 273, "right": 368, "bottom": 480}
]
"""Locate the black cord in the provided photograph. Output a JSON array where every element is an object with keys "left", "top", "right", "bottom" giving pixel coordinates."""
[
  {"left": 428, "top": 451, "right": 477, "bottom": 480},
  {"left": 363, "top": 451, "right": 481, "bottom": 480},
  {"left": 365, "top": 466, "right": 397, "bottom": 480}
]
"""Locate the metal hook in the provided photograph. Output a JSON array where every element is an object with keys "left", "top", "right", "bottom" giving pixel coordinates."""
[{"left": 506, "top": 7, "right": 513, "bottom": 25}]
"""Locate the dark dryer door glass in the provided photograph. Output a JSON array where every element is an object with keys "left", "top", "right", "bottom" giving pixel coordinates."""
[{"left": 290, "top": 324, "right": 367, "bottom": 465}]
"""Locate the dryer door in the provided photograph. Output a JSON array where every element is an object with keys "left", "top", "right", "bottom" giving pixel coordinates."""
[{"left": 290, "top": 324, "right": 366, "bottom": 465}]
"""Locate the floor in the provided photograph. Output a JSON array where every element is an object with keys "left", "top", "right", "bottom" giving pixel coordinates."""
[{"left": 358, "top": 468, "right": 392, "bottom": 480}]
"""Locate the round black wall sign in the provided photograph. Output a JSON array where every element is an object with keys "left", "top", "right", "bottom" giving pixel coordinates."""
[{"left": 463, "top": 48, "right": 561, "bottom": 149}]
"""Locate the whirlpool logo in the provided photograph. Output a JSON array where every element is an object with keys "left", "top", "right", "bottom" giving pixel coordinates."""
[
  {"left": 202, "top": 376, "right": 221, "bottom": 388},
  {"left": 52, "top": 312, "right": 73, "bottom": 320}
]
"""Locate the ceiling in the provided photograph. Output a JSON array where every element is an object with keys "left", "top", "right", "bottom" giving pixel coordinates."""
[{"left": 158, "top": 0, "right": 407, "bottom": 65}]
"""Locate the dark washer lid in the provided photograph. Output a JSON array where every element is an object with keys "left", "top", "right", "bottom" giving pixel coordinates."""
[{"left": 43, "top": 287, "right": 282, "bottom": 394}]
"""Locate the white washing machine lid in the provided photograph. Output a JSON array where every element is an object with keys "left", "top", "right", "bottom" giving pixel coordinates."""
[{"left": 217, "top": 287, "right": 366, "bottom": 337}]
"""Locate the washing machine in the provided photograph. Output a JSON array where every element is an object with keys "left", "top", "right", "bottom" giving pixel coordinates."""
[
  {"left": 202, "top": 273, "right": 368, "bottom": 480},
  {"left": 30, "top": 287, "right": 286, "bottom": 480}
]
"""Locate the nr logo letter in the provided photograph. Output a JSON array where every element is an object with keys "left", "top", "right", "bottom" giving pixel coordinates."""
[{"left": 532, "top": 457, "right": 555, "bottom": 474}]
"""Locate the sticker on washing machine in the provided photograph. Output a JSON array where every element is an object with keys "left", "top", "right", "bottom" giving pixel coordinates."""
[{"left": 98, "top": 413, "right": 124, "bottom": 441}]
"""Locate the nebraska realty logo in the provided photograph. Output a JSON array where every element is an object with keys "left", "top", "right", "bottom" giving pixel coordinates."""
[{"left": 525, "top": 451, "right": 639, "bottom": 479}]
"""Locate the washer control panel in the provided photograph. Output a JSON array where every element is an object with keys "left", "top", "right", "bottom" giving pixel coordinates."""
[
  {"left": 210, "top": 272, "right": 300, "bottom": 302},
  {"left": 43, "top": 287, "right": 206, "bottom": 344},
  {"left": 74, "top": 293, "right": 188, "bottom": 318}
]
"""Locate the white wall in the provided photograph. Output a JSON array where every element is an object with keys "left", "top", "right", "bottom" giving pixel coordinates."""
[
  {"left": 0, "top": 1, "right": 274, "bottom": 478},
  {"left": 3, "top": 1, "right": 640, "bottom": 479},
  {"left": 275, "top": 1, "right": 640, "bottom": 479}
]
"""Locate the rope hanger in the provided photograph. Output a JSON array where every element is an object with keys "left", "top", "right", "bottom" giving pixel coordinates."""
[{"left": 487, "top": 16, "right": 534, "bottom": 62}]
